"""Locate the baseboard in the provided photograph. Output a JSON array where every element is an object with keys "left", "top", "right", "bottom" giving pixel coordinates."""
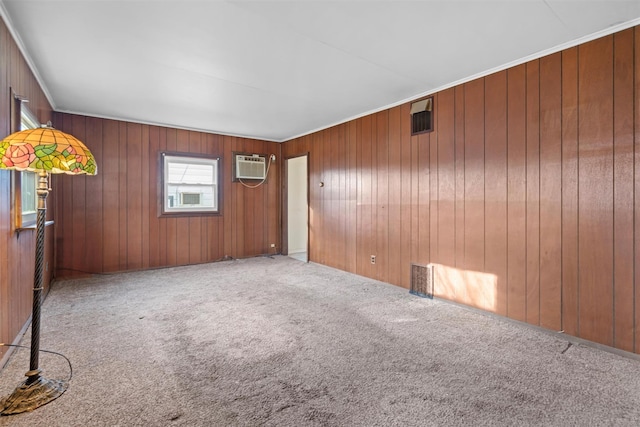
[
  {"left": 0, "top": 314, "right": 32, "bottom": 370},
  {"left": 431, "top": 295, "right": 640, "bottom": 362}
]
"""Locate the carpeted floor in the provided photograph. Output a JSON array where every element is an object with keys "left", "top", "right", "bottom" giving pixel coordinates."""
[{"left": 1, "top": 255, "right": 639, "bottom": 426}]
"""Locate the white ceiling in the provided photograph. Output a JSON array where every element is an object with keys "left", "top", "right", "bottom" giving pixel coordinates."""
[{"left": 1, "top": 1, "right": 640, "bottom": 142}]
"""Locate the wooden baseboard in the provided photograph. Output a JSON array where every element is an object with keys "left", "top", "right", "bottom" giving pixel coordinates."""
[{"left": 0, "top": 314, "right": 31, "bottom": 370}]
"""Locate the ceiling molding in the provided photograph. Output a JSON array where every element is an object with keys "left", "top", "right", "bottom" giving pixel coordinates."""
[
  {"left": 0, "top": 0, "right": 56, "bottom": 111},
  {"left": 53, "top": 108, "right": 283, "bottom": 143},
  {"left": 283, "top": 16, "right": 640, "bottom": 143}
]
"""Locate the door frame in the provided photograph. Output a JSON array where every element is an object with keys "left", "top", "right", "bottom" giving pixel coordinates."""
[{"left": 282, "top": 153, "right": 309, "bottom": 257}]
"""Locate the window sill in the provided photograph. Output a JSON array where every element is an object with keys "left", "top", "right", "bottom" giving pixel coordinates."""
[
  {"left": 16, "top": 220, "right": 54, "bottom": 232},
  {"left": 158, "top": 211, "right": 221, "bottom": 218}
]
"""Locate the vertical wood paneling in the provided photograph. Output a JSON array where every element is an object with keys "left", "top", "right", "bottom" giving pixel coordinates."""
[
  {"left": 126, "top": 122, "right": 143, "bottom": 270},
  {"left": 561, "top": 47, "right": 579, "bottom": 337},
  {"left": 346, "top": 120, "right": 358, "bottom": 274},
  {"left": 359, "top": 116, "right": 373, "bottom": 277},
  {"left": 464, "top": 79, "right": 484, "bottom": 272},
  {"left": 484, "top": 71, "right": 508, "bottom": 315},
  {"left": 399, "top": 103, "right": 412, "bottom": 288},
  {"left": 54, "top": 114, "right": 279, "bottom": 279},
  {"left": 222, "top": 135, "right": 233, "bottom": 259},
  {"left": 0, "top": 165, "right": 7, "bottom": 359},
  {"left": 336, "top": 124, "right": 347, "bottom": 270},
  {"left": 436, "top": 89, "right": 455, "bottom": 269},
  {"left": 370, "top": 117, "right": 379, "bottom": 274},
  {"left": 0, "top": 20, "right": 9, "bottom": 359},
  {"left": 612, "top": 29, "right": 635, "bottom": 352},
  {"left": 388, "top": 106, "right": 402, "bottom": 286},
  {"left": 140, "top": 125, "right": 150, "bottom": 269},
  {"left": 85, "top": 117, "right": 104, "bottom": 273},
  {"left": 70, "top": 115, "right": 87, "bottom": 272},
  {"left": 578, "top": 36, "right": 614, "bottom": 346},
  {"left": 267, "top": 139, "right": 280, "bottom": 257},
  {"left": 58, "top": 114, "right": 74, "bottom": 273},
  {"left": 253, "top": 139, "right": 268, "bottom": 255},
  {"left": 417, "top": 131, "right": 430, "bottom": 266},
  {"left": 525, "top": 60, "right": 541, "bottom": 325},
  {"left": 429, "top": 96, "right": 438, "bottom": 268},
  {"left": 635, "top": 26, "right": 640, "bottom": 354},
  {"left": 410, "top": 128, "right": 420, "bottom": 270},
  {"left": 507, "top": 64, "right": 527, "bottom": 322},
  {"left": 309, "top": 133, "right": 319, "bottom": 263},
  {"left": 539, "top": 53, "right": 562, "bottom": 331},
  {"left": 118, "top": 122, "right": 129, "bottom": 270},
  {"left": 326, "top": 127, "right": 337, "bottom": 267},
  {"left": 148, "top": 126, "right": 160, "bottom": 267},
  {"left": 102, "top": 120, "right": 120, "bottom": 272},
  {"left": 318, "top": 132, "right": 327, "bottom": 264},
  {"left": 0, "top": 17, "right": 55, "bottom": 362},
  {"left": 454, "top": 86, "right": 465, "bottom": 270},
  {"left": 376, "top": 111, "right": 389, "bottom": 282}
]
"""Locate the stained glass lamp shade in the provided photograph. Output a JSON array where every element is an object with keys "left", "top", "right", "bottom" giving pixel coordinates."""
[
  {"left": 0, "top": 125, "right": 96, "bottom": 175},
  {"left": 0, "top": 124, "right": 97, "bottom": 415}
]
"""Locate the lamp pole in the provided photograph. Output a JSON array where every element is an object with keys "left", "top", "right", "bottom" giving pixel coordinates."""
[
  {"left": 0, "top": 171, "right": 66, "bottom": 415},
  {"left": 25, "top": 171, "right": 49, "bottom": 384}
]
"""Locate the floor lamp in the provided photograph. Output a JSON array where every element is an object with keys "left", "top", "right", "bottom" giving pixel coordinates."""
[{"left": 0, "top": 123, "right": 96, "bottom": 415}]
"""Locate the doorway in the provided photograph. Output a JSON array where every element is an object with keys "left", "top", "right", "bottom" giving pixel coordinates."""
[{"left": 285, "top": 155, "right": 308, "bottom": 262}]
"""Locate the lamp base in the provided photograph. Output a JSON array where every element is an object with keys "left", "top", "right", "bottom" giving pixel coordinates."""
[{"left": 0, "top": 371, "right": 67, "bottom": 415}]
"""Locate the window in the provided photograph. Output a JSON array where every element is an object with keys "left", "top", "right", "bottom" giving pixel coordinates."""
[
  {"left": 160, "top": 152, "right": 220, "bottom": 215},
  {"left": 410, "top": 97, "right": 433, "bottom": 135},
  {"left": 14, "top": 98, "right": 39, "bottom": 228}
]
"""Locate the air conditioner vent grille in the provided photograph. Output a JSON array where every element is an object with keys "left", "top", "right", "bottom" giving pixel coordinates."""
[{"left": 236, "top": 155, "right": 266, "bottom": 180}]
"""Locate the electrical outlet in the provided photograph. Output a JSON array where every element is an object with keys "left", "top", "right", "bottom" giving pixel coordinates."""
[
  {"left": 370, "top": 255, "right": 376, "bottom": 264},
  {"left": 270, "top": 243, "right": 276, "bottom": 248},
  {"left": 270, "top": 154, "right": 276, "bottom": 161}
]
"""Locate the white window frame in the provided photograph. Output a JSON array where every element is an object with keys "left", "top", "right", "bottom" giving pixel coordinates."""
[
  {"left": 16, "top": 102, "right": 39, "bottom": 228},
  {"left": 160, "top": 152, "right": 220, "bottom": 216}
]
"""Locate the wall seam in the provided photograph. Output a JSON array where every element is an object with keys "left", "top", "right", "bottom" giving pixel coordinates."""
[
  {"left": 576, "top": 45, "right": 581, "bottom": 338},
  {"left": 612, "top": 34, "right": 617, "bottom": 348}
]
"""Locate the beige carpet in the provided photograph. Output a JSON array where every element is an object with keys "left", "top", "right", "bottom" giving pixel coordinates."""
[{"left": 1, "top": 255, "right": 639, "bottom": 426}]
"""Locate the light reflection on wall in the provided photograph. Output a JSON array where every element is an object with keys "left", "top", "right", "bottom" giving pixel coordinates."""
[{"left": 433, "top": 264, "right": 498, "bottom": 312}]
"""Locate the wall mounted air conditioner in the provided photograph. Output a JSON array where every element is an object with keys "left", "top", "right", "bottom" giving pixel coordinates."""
[{"left": 235, "top": 154, "right": 266, "bottom": 180}]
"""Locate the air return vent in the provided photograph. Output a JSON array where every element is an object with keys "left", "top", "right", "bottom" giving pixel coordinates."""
[
  {"left": 410, "top": 263, "right": 434, "bottom": 299},
  {"left": 410, "top": 97, "right": 433, "bottom": 135}
]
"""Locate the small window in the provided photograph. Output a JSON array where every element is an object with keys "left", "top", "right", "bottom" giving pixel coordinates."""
[
  {"left": 14, "top": 98, "right": 39, "bottom": 228},
  {"left": 160, "top": 152, "right": 220, "bottom": 216},
  {"left": 410, "top": 97, "right": 433, "bottom": 135}
]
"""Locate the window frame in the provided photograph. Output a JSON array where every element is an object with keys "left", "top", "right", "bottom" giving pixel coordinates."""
[
  {"left": 12, "top": 93, "right": 40, "bottom": 229},
  {"left": 158, "top": 151, "right": 222, "bottom": 217}
]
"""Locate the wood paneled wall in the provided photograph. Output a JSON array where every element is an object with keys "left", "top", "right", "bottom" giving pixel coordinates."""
[
  {"left": 52, "top": 113, "right": 281, "bottom": 276},
  {"left": 0, "top": 19, "right": 54, "bottom": 363},
  {"left": 283, "top": 27, "right": 640, "bottom": 354}
]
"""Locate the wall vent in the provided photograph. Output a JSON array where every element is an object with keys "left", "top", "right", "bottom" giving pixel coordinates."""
[
  {"left": 410, "top": 97, "right": 433, "bottom": 135},
  {"left": 410, "top": 263, "right": 434, "bottom": 299}
]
